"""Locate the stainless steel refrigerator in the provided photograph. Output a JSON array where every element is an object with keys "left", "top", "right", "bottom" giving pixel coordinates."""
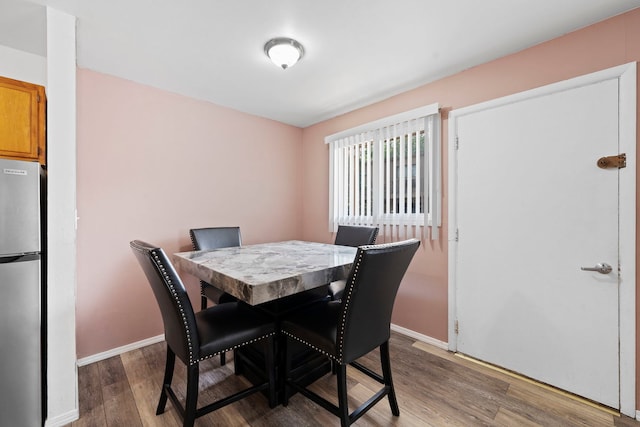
[{"left": 0, "top": 158, "right": 44, "bottom": 426}]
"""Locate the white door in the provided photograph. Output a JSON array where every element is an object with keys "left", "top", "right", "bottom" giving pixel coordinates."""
[{"left": 448, "top": 64, "right": 636, "bottom": 413}]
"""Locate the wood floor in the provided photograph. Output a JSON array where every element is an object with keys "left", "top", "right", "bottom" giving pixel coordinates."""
[{"left": 69, "top": 332, "right": 640, "bottom": 426}]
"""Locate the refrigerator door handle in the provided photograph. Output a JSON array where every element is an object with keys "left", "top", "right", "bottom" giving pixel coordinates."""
[{"left": 0, "top": 253, "right": 41, "bottom": 264}]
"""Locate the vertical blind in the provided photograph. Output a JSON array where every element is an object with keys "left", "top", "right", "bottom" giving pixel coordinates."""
[{"left": 326, "top": 103, "right": 441, "bottom": 241}]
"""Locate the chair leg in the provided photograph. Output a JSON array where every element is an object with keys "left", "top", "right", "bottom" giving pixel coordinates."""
[
  {"left": 380, "top": 341, "right": 399, "bottom": 416},
  {"left": 220, "top": 351, "right": 226, "bottom": 366},
  {"left": 183, "top": 363, "right": 199, "bottom": 427},
  {"left": 282, "top": 336, "right": 292, "bottom": 407},
  {"left": 200, "top": 295, "right": 208, "bottom": 310},
  {"left": 336, "top": 364, "right": 350, "bottom": 427},
  {"left": 234, "top": 348, "right": 243, "bottom": 375},
  {"left": 157, "top": 347, "right": 175, "bottom": 415},
  {"left": 264, "top": 336, "right": 277, "bottom": 408}
]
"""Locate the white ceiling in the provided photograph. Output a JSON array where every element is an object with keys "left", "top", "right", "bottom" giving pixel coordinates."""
[{"left": 4, "top": 0, "right": 640, "bottom": 127}]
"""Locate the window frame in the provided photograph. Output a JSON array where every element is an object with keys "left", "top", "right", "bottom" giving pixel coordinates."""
[{"left": 326, "top": 103, "right": 441, "bottom": 240}]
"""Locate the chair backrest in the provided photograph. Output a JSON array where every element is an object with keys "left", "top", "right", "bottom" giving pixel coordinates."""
[
  {"left": 130, "top": 240, "right": 199, "bottom": 365},
  {"left": 189, "top": 227, "right": 242, "bottom": 251},
  {"left": 337, "top": 239, "right": 420, "bottom": 363},
  {"left": 334, "top": 225, "right": 378, "bottom": 247}
]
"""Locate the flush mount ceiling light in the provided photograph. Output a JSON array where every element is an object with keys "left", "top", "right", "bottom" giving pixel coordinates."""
[{"left": 264, "top": 37, "right": 304, "bottom": 70}]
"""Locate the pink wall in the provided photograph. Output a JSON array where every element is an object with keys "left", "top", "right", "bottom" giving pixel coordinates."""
[
  {"left": 76, "top": 70, "right": 303, "bottom": 357},
  {"left": 302, "top": 7, "right": 640, "bottom": 362},
  {"left": 75, "top": 6, "right": 640, "bottom": 406}
]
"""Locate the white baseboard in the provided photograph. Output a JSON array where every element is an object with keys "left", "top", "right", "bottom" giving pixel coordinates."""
[
  {"left": 636, "top": 410, "right": 640, "bottom": 420},
  {"left": 390, "top": 323, "right": 448, "bottom": 350},
  {"left": 77, "top": 334, "right": 165, "bottom": 367},
  {"left": 45, "top": 408, "right": 79, "bottom": 427}
]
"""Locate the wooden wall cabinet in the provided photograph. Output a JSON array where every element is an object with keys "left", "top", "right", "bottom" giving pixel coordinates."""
[{"left": 0, "top": 75, "right": 46, "bottom": 165}]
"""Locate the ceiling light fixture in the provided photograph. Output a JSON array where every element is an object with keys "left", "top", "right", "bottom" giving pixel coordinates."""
[{"left": 264, "top": 37, "right": 304, "bottom": 70}]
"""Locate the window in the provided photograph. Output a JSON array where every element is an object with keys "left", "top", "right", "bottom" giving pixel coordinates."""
[{"left": 326, "top": 103, "right": 441, "bottom": 240}]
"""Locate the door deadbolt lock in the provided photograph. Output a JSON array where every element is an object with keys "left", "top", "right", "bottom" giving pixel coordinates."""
[{"left": 580, "top": 263, "right": 613, "bottom": 274}]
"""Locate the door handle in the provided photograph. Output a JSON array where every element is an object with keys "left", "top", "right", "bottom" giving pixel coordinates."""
[{"left": 580, "top": 263, "right": 612, "bottom": 274}]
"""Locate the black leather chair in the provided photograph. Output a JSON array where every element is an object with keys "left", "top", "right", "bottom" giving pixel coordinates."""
[
  {"left": 130, "top": 240, "right": 276, "bottom": 427},
  {"left": 328, "top": 225, "right": 379, "bottom": 300},
  {"left": 281, "top": 239, "right": 420, "bottom": 427},
  {"left": 189, "top": 227, "right": 241, "bottom": 310},
  {"left": 190, "top": 227, "right": 242, "bottom": 366}
]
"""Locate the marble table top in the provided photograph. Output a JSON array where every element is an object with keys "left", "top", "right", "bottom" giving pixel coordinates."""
[{"left": 173, "top": 240, "right": 358, "bottom": 305}]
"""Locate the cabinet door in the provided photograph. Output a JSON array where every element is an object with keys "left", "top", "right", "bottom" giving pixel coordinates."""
[{"left": 0, "top": 76, "right": 46, "bottom": 165}]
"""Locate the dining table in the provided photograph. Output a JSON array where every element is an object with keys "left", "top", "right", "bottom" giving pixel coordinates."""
[
  {"left": 172, "top": 240, "right": 359, "bottom": 404},
  {"left": 173, "top": 240, "right": 358, "bottom": 306}
]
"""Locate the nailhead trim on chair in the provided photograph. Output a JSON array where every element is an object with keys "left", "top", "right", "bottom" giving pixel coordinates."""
[
  {"left": 283, "top": 242, "right": 383, "bottom": 364},
  {"left": 336, "top": 240, "right": 409, "bottom": 361},
  {"left": 150, "top": 248, "right": 197, "bottom": 365},
  {"left": 282, "top": 330, "right": 341, "bottom": 363},
  {"left": 337, "top": 249, "right": 364, "bottom": 361},
  {"left": 151, "top": 248, "right": 276, "bottom": 366},
  {"left": 197, "top": 332, "right": 276, "bottom": 364},
  {"left": 139, "top": 244, "right": 276, "bottom": 368}
]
